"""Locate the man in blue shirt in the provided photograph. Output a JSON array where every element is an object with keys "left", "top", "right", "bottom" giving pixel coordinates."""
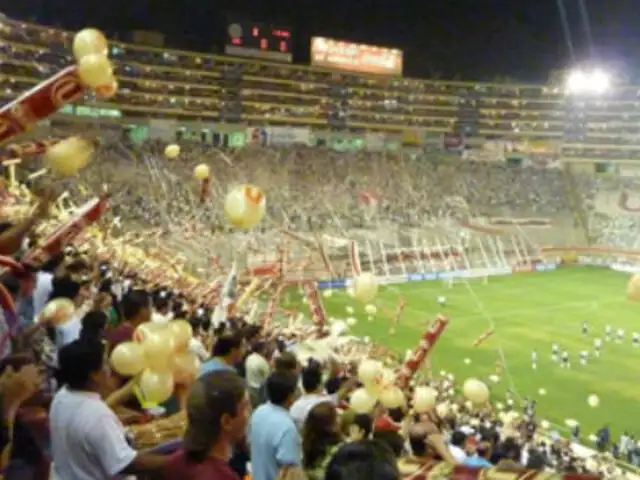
[
  {"left": 249, "top": 370, "right": 302, "bottom": 480},
  {"left": 199, "top": 332, "right": 245, "bottom": 377},
  {"left": 464, "top": 442, "right": 493, "bottom": 468}
]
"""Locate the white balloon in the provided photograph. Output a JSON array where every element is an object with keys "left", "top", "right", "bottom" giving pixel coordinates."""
[
  {"left": 488, "top": 375, "right": 500, "bottom": 383},
  {"left": 538, "top": 388, "right": 547, "bottom": 396},
  {"left": 357, "top": 359, "right": 383, "bottom": 388},
  {"left": 323, "top": 289, "right": 333, "bottom": 298},
  {"left": 345, "top": 306, "right": 354, "bottom": 314},
  {"left": 587, "top": 394, "right": 600, "bottom": 408},
  {"left": 413, "top": 386, "right": 437, "bottom": 413},
  {"left": 353, "top": 273, "right": 378, "bottom": 303},
  {"left": 224, "top": 184, "right": 266, "bottom": 229},
  {"left": 346, "top": 317, "right": 357, "bottom": 326},
  {"left": 379, "top": 386, "right": 405, "bottom": 409},
  {"left": 350, "top": 388, "right": 377, "bottom": 414},
  {"left": 462, "top": 378, "right": 490, "bottom": 404},
  {"left": 464, "top": 358, "right": 471, "bottom": 365},
  {"left": 364, "top": 304, "right": 377, "bottom": 315},
  {"left": 164, "top": 144, "right": 180, "bottom": 158},
  {"left": 540, "top": 420, "right": 550, "bottom": 429}
]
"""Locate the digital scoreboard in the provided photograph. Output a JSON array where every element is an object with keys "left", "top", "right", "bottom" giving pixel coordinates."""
[{"left": 225, "top": 22, "right": 293, "bottom": 63}]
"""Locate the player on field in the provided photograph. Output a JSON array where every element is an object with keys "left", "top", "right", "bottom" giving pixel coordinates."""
[
  {"left": 551, "top": 343, "right": 559, "bottom": 362},
  {"left": 605, "top": 325, "right": 612, "bottom": 342},
  {"left": 579, "top": 350, "right": 588, "bottom": 366},
  {"left": 581, "top": 321, "right": 589, "bottom": 336},
  {"left": 531, "top": 349, "right": 538, "bottom": 370},
  {"left": 594, "top": 338, "right": 602, "bottom": 357},
  {"left": 633, "top": 333, "right": 639, "bottom": 348},
  {"left": 617, "top": 328, "right": 625, "bottom": 343},
  {"left": 561, "top": 351, "right": 570, "bottom": 369}
]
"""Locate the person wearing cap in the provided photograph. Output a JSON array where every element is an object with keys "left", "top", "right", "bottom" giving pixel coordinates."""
[
  {"left": 51, "top": 275, "right": 93, "bottom": 347},
  {"left": 165, "top": 370, "right": 250, "bottom": 479},
  {"left": 50, "top": 339, "right": 167, "bottom": 479}
]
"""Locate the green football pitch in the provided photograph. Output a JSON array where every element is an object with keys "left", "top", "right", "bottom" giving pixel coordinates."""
[{"left": 283, "top": 266, "right": 640, "bottom": 442}]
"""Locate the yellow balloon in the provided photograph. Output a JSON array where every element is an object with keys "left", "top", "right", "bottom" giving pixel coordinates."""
[
  {"left": 45, "top": 137, "right": 94, "bottom": 176},
  {"left": 350, "top": 388, "right": 378, "bottom": 414},
  {"left": 133, "top": 322, "right": 165, "bottom": 343},
  {"left": 172, "top": 351, "right": 200, "bottom": 384},
  {"left": 628, "top": 274, "right": 640, "bottom": 302},
  {"left": 95, "top": 79, "right": 118, "bottom": 100},
  {"left": 77, "top": 54, "right": 114, "bottom": 89},
  {"left": 138, "top": 368, "right": 174, "bottom": 404},
  {"left": 39, "top": 298, "right": 76, "bottom": 326},
  {"left": 110, "top": 342, "right": 146, "bottom": 376},
  {"left": 143, "top": 331, "right": 175, "bottom": 370},
  {"left": 164, "top": 144, "right": 180, "bottom": 159},
  {"left": 224, "top": 184, "right": 266, "bottom": 229},
  {"left": 193, "top": 164, "right": 210, "bottom": 181},
  {"left": 72, "top": 28, "right": 108, "bottom": 61},
  {"left": 168, "top": 320, "right": 193, "bottom": 352}
]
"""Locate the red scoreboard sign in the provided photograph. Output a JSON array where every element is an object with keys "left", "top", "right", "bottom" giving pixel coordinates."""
[{"left": 226, "top": 22, "right": 293, "bottom": 63}]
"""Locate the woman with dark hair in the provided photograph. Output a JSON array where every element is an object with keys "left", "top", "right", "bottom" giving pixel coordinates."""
[{"left": 302, "top": 402, "right": 343, "bottom": 480}]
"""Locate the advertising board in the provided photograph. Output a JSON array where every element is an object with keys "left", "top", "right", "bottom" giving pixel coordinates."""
[{"left": 310, "top": 37, "right": 403, "bottom": 76}]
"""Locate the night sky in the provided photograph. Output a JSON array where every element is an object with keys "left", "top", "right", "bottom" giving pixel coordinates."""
[{"left": 3, "top": 0, "right": 639, "bottom": 82}]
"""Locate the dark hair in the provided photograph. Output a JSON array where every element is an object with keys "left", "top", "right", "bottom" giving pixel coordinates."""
[
  {"left": 0, "top": 274, "right": 20, "bottom": 298},
  {"left": 265, "top": 371, "right": 298, "bottom": 406},
  {"left": 79, "top": 311, "right": 108, "bottom": 342},
  {"left": 185, "top": 371, "right": 247, "bottom": 462},
  {"left": 450, "top": 430, "right": 467, "bottom": 447},
  {"left": 372, "top": 431, "right": 404, "bottom": 458},
  {"left": 353, "top": 414, "right": 373, "bottom": 439},
  {"left": 302, "top": 402, "right": 342, "bottom": 469},
  {"left": 212, "top": 332, "right": 243, "bottom": 357},
  {"left": 121, "top": 289, "right": 150, "bottom": 321},
  {"left": 301, "top": 363, "right": 323, "bottom": 393},
  {"left": 324, "top": 440, "right": 400, "bottom": 480},
  {"left": 56, "top": 339, "right": 106, "bottom": 390},
  {"left": 49, "top": 275, "right": 82, "bottom": 302},
  {"left": 39, "top": 253, "right": 65, "bottom": 273},
  {"left": 499, "top": 437, "right": 522, "bottom": 461},
  {"left": 408, "top": 429, "right": 427, "bottom": 457},
  {"left": 274, "top": 352, "right": 298, "bottom": 373}
]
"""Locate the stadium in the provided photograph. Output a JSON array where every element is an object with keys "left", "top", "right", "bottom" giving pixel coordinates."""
[{"left": 0, "top": 11, "right": 639, "bottom": 480}]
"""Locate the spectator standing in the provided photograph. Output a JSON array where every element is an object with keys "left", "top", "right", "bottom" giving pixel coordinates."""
[{"left": 250, "top": 370, "right": 302, "bottom": 480}]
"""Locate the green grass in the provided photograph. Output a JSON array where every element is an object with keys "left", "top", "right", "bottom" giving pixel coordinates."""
[{"left": 284, "top": 266, "right": 640, "bottom": 442}]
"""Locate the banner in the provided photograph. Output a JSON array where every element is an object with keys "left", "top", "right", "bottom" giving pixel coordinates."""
[{"left": 246, "top": 127, "right": 312, "bottom": 147}]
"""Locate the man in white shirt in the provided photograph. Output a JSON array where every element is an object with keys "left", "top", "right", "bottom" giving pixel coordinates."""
[
  {"left": 448, "top": 430, "right": 468, "bottom": 463},
  {"left": 289, "top": 363, "right": 335, "bottom": 430},
  {"left": 50, "top": 339, "right": 167, "bottom": 479},
  {"left": 245, "top": 341, "right": 271, "bottom": 408}
]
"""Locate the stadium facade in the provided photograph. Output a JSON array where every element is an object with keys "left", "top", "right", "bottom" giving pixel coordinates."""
[{"left": 1, "top": 16, "right": 639, "bottom": 173}]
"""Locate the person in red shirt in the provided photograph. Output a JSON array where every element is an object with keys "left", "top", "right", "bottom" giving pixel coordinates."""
[{"left": 165, "top": 370, "right": 251, "bottom": 479}]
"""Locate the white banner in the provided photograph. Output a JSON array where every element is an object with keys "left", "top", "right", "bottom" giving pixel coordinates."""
[{"left": 246, "top": 127, "right": 312, "bottom": 147}]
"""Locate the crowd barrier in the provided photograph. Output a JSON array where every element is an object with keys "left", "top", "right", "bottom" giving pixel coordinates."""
[{"left": 316, "top": 262, "right": 559, "bottom": 290}]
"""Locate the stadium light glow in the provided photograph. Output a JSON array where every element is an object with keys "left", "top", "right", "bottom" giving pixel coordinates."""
[{"left": 565, "top": 68, "right": 611, "bottom": 95}]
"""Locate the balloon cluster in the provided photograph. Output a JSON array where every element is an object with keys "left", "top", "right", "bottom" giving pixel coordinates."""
[
  {"left": 73, "top": 28, "right": 118, "bottom": 99},
  {"left": 109, "top": 320, "right": 200, "bottom": 405},
  {"left": 349, "top": 359, "right": 491, "bottom": 416}
]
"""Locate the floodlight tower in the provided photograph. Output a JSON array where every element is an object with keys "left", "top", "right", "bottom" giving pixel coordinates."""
[{"left": 562, "top": 67, "right": 611, "bottom": 144}]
